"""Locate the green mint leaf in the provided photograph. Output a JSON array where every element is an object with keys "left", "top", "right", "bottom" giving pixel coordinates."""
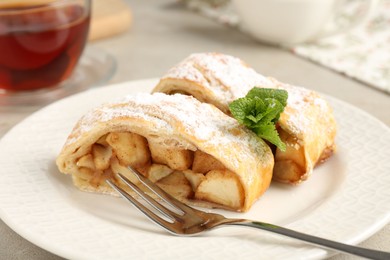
[
  {"left": 260, "top": 98, "right": 284, "bottom": 123},
  {"left": 254, "top": 124, "right": 286, "bottom": 152},
  {"left": 246, "top": 87, "right": 288, "bottom": 107},
  {"left": 246, "top": 114, "right": 261, "bottom": 123},
  {"left": 229, "top": 97, "right": 265, "bottom": 128},
  {"left": 229, "top": 88, "right": 288, "bottom": 151},
  {"left": 229, "top": 97, "right": 253, "bottom": 124}
]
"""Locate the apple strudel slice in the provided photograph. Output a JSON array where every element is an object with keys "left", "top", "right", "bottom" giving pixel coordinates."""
[
  {"left": 152, "top": 52, "right": 337, "bottom": 184},
  {"left": 56, "top": 93, "right": 274, "bottom": 212}
]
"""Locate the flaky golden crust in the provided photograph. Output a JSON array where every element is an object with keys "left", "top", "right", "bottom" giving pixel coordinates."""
[
  {"left": 56, "top": 93, "right": 274, "bottom": 212},
  {"left": 153, "top": 53, "right": 337, "bottom": 184}
]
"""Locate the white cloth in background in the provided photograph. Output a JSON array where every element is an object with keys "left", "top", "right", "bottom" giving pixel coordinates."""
[{"left": 183, "top": 0, "right": 390, "bottom": 94}]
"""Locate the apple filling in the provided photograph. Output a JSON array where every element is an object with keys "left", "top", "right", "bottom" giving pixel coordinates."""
[{"left": 74, "top": 131, "right": 245, "bottom": 210}]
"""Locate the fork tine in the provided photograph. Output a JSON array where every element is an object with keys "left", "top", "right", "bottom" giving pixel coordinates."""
[
  {"left": 115, "top": 173, "right": 183, "bottom": 221},
  {"left": 127, "top": 166, "right": 199, "bottom": 214},
  {"left": 106, "top": 179, "right": 177, "bottom": 233}
]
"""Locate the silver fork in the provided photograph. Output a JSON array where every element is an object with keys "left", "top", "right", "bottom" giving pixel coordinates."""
[{"left": 106, "top": 167, "right": 390, "bottom": 260}]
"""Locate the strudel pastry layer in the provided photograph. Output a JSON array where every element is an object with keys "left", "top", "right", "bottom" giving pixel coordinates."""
[
  {"left": 153, "top": 53, "right": 337, "bottom": 184},
  {"left": 56, "top": 93, "right": 274, "bottom": 212}
]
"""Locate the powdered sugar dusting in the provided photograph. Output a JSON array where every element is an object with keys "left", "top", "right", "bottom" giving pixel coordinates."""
[
  {"left": 162, "top": 53, "right": 275, "bottom": 105},
  {"left": 64, "top": 93, "right": 271, "bottom": 169},
  {"left": 121, "top": 93, "right": 221, "bottom": 141},
  {"left": 192, "top": 53, "right": 274, "bottom": 98},
  {"left": 164, "top": 62, "right": 208, "bottom": 85},
  {"left": 158, "top": 53, "right": 333, "bottom": 137},
  {"left": 272, "top": 81, "right": 333, "bottom": 136}
]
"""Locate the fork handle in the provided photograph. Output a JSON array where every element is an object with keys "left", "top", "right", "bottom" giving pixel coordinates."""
[{"left": 227, "top": 220, "right": 390, "bottom": 260}]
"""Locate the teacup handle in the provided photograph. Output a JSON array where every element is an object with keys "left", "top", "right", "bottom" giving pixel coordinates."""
[{"left": 314, "top": 0, "right": 378, "bottom": 40}]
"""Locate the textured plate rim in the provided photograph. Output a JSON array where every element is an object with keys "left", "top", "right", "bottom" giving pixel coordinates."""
[{"left": 0, "top": 78, "right": 389, "bottom": 260}]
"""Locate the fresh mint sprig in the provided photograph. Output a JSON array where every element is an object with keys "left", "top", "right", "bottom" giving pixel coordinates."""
[{"left": 229, "top": 87, "right": 288, "bottom": 151}]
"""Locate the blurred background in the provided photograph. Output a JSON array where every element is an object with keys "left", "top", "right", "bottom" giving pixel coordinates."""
[{"left": 1, "top": 0, "right": 389, "bottom": 259}]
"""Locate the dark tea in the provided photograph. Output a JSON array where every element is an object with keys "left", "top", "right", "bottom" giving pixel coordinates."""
[{"left": 0, "top": 1, "right": 90, "bottom": 92}]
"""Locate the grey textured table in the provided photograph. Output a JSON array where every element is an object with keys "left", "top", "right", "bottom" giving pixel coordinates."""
[{"left": 1, "top": 1, "right": 389, "bottom": 259}]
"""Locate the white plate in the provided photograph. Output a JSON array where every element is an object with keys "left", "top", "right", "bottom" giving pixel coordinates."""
[{"left": 1, "top": 79, "right": 390, "bottom": 260}]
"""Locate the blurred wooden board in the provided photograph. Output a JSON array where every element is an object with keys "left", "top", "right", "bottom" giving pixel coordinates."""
[
  {"left": 0, "top": 0, "right": 56, "bottom": 8},
  {"left": 89, "top": 0, "right": 132, "bottom": 41},
  {"left": 0, "top": 0, "right": 132, "bottom": 41}
]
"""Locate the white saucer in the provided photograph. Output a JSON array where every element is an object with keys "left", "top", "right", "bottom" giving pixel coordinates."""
[{"left": 0, "top": 47, "right": 117, "bottom": 106}]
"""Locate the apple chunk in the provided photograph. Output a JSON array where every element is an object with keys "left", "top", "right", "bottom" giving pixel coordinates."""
[
  {"left": 147, "top": 164, "right": 174, "bottom": 183},
  {"left": 195, "top": 170, "right": 244, "bottom": 209},
  {"left": 77, "top": 154, "right": 95, "bottom": 170},
  {"left": 92, "top": 144, "right": 112, "bottom": 171},
  {"left": 192, "top": 150, "right": 225, "bottom": 173},
  {"left": 110, "top": 156, "right": 139, "bottom": 185},
  {"left": 148, "top": 140, "right": 193, "bottom": 170},
  {"left": 156, "top": 171, "right": 193, "bottom": 199},
  {"left": 183, "top": 170, "right": 205, "bottom": 191},
  {"left": 106, "top": 132, "right": 150, "bottom": 168}
]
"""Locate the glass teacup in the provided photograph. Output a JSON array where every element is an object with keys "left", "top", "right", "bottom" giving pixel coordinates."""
[{"left": 0, "top": 0, "right": 91, "bottom": 94}]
